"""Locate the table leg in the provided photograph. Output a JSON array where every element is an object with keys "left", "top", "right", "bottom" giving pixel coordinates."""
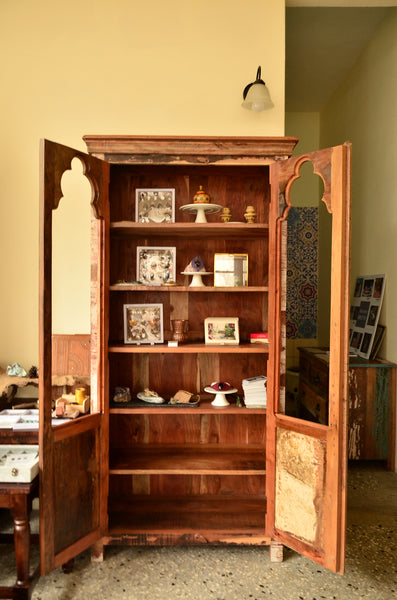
[{"left": 10, "top": 495, "right": 31, "bottom": 597}]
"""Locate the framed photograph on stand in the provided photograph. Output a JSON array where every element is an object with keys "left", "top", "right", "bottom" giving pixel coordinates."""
[
  {"left": 123, "top": 303, "right": 164, "bottom": 344},
  {"left": 214, "top": 253, "right": 248, "bottom": 287},
  {"left": 204, "top": 317, "right": 239, "bottom": 345},
  {"left": 349, "top": 274, "right": 385, "bottom": 359}
]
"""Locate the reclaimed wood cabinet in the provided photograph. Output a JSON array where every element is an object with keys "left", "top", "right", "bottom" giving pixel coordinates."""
[
  {"left": 298, "top": 347, "right": 396, "bottom": 470},
  {"left": 39, "top": 136, "right": 351, "bottom": 576}
]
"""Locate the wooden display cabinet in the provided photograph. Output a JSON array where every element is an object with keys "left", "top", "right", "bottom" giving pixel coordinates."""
[{"left": 39, "top": 136, "right": 351, "bottom": 576}]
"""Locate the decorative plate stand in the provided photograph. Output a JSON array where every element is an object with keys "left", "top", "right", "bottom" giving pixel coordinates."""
[
  {"left": 181, "top": 271, "right": 213, "bottom": 287},
  {"left": 204, "top": 386, "right": 238, "bottom": 407},
  {"left": 180, "top": 203, "right": 223, "bottom": 223}
]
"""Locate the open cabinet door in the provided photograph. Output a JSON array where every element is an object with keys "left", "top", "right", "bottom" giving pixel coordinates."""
[
  {"left": 39, "top": 139, "right": 110, "bottom": 574},
  {"left": 266, "top": 143, "right": 351, "bottom": 573}
]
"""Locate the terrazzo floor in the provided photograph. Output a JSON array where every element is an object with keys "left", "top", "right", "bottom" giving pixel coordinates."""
[{"left": 0, "top": 462, "right": 396, "bottom": 600}]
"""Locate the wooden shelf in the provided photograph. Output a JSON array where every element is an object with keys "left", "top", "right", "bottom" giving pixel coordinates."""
[
  {"left": 110, "top": 397, "right": 266, "bottom": 415},
  {"left": 108, "top": 495, "right": 268, "bottom": 539},
  {"left": 110, "top": 221, "right": 269, "bottom": 238},
  {"left": 109, "top": 445, "right": 266, "bottom": 475},
  {"left": 110, "top": 284, "right": 269, "bottom": 292},
  {"left": 108, "top": 342, "right": 270, "bottom": 354}
]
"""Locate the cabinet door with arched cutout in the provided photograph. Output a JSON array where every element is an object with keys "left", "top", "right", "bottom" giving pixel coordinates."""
[
  {"left": 39, "top": 139, "right": 109, "bottom": 574},
  {"left": 266, "top": 143, "right": 351, "bottom": 573}
]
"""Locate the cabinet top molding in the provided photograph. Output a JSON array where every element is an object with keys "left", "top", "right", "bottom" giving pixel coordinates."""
[{"left": 83, "top": 135, "right": 299, "bottom": 165}]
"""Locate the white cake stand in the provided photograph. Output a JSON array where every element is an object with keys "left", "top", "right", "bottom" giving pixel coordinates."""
[
  {"left": 204, "top": 386, "right": 238, "bottom": 407},
  {"left": 180, "top": 203, "right": 223, "bottom": 223},
  {"left": 181, "top": 271, "right": 213, "bottom": 287}
]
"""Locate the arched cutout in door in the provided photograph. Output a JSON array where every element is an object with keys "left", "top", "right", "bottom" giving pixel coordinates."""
[
  {"left": 52, "top": 157, "right": 92, "bottom": 335},
  {"left": 284, "top": 160, "right": 332, "bottom": 426}
]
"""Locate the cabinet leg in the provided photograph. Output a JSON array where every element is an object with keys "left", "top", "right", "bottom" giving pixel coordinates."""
[
  {"left": 269, "top": 540, "right": 284, "bottom": 562},
  {"left": 62, "top": 558, "right": 74, "bottom": 573},
  {"left": 91, "top": 540, "right": 104, "bottom": 562}
]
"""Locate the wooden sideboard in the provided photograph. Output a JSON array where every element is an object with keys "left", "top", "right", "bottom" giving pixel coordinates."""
[{"left": 298, "top": 347, "right": 396, "bottom": 470}]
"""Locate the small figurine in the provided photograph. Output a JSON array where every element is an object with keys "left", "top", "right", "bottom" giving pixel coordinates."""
[
  {"left": 113, "top": 386, "right": 131, "bottom": 403},
  {"left": 221, "top": 207, "right": 232, "bottom": 222},
  {"left": 181, "top": 255, "right": 212, "bottom": 287},
  {"left": 244, "top": 205, "right": 257, "bottom": 223},
  {"left": 193, "top": 185, "right": 210, "bottom": 204},
  {"left": 184, "top": 256, "right": 206, "bottom": 272},
  {"left": 6, "top": 363, "right": 27, "bottom": 377}
]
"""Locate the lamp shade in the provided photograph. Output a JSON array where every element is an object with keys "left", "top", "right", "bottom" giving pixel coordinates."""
[{"left": 242, "top": 66, "right": 273, "bottom": 112}]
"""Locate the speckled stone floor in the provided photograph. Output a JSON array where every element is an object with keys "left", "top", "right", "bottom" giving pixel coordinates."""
[{"left": 0, "top": 462, "right": 396, "bottom": 600}]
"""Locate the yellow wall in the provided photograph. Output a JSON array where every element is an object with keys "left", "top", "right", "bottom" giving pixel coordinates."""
[
  {"left": 0, "top": 0, "right": 286, "bottom": 368},
  {"left": 321, "top": 8, "right": 397, "bottom": 361},
  {"left": 320, "top": 8, "right": 397, "bottom": 468}
]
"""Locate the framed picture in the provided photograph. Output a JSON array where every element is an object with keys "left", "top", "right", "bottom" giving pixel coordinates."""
[
  {"left": 136, "top": 246, "right": 176, "bottom": 285},
  {"left": 349, "top": 274, "right": 385, "bottom": 359},
  {"left": 204, "top": 317, "right": 240, "bottom": 345},
  {"left": 135, "top": 188, "right": 175, "bottom": 223},
  {"left": 214, "top": 253, "right": 248, "bottom": 287},
  {"left": 123, "top": 303, "right": 164, "bottom": 344},
  {"left": 370, "top": 324, "right": 386, "bottom": 360}
]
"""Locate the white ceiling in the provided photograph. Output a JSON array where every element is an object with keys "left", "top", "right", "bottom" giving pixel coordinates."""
[{"left": 285, "top": 7, "right": 393, "bottom": 111}]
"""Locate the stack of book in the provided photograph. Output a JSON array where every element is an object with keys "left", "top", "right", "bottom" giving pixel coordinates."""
[
  {"left": 242, "top": 375, "right": 267, "bottom": 408},
  {"left": 250, "top": 332, "right": 269, "bottom": 344}
]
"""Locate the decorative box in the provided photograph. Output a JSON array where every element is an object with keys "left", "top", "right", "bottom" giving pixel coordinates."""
[
  {"left": 0, "top": 409, "right": 39, "bottom": 430},
  {"left": 0, "top": 445, "right": 39, "bottom": 482}
]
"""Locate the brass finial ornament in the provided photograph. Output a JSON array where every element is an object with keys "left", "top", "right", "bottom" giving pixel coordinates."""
[
  {"left": 244, "top": 205, "right": 257, "bottom": 223},
  {"left": 221, "top": 207, "right": 232, "bottom": 222}
]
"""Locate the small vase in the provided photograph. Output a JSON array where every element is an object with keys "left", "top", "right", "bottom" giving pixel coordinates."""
[{"left": 171, "top": 319, "right": 189, "bottom": 343}]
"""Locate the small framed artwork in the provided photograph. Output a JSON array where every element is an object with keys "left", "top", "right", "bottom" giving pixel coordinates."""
[
  {"left": 135, "top": 188, "right": 175, "bottom": 223},
  {"left": 349, "top": 273, "right": 385, "bottom": 359},
  {"left": 123, "top": 303, "right": 164, "bottom": 344},
  {"left": 204, "top": 317, "right": 240, "bottom": 345},
  {"left": 214, "top": 253, "right": 248, "bottom": 287},
  {"left": 137, "top": 246, "right": 176, "bottom": 285}
]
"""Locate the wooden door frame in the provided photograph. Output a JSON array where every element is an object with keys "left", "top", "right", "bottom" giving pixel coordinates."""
[
  {"left": 39, "top": 139, "right": 109, "bottom": 573},
  {"left": 266, "top": 143, "right": 351, "bottom": 573}
]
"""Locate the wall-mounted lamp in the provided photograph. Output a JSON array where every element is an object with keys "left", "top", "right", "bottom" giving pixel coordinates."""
[{"left": 242, "top": 66, "right": 273, "bottom": 112}]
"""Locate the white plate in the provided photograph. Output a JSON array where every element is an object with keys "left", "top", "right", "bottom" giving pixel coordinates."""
[{"left": 137, "top": 392, "right": 165, "bottom": 404}]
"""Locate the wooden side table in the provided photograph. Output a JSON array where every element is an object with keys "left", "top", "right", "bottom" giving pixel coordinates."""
[
  {"left": 298, "top": 347, "right": 396, "bottom": 471},
  {"left": 0, "top": 476, "right": 39, "bottom": 600}
]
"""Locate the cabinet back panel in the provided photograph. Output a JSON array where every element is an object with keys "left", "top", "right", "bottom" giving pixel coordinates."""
[
  {"left": 109, "top": 292, "right": 268, "bottom": 343},
  {"left": 110, "top": 414, "right": 266, "bottom": 447},
  {"left": 109, "top": 165, "right": 270, "bottom": 223},
  {"left": 108, "top": 474, "right": 266, "bottom": 499},
  {"left": 110, "top": 237, "right": 268, "bottom": 287},
  {"left": 108, "top": 354, "right": 267, "bottom": 397}
]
